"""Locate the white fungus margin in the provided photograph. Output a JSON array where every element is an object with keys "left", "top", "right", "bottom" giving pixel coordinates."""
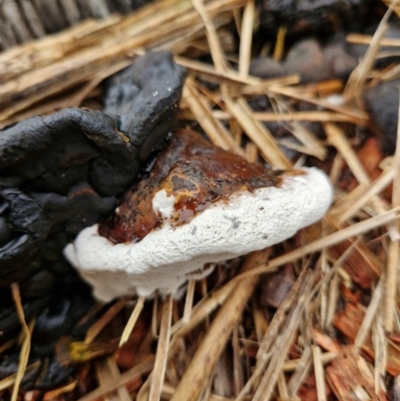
[{"left": 64, "top": 167, "right": 333, "bottom": 302}]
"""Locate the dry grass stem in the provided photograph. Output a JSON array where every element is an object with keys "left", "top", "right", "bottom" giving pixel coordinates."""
[
  {"left": 336, "top": 167, "right": 394, "bottom": 224},
  {"left": 223, "top": 97, "right": 292, "bottom": 168},
  {"left": 95, "top": 358, "right": 131, "bottom": 401},
  {"left": 77, "top": 356, "right": 155, "bottom": 401},
  {"left": 273, "top": 26, "right": 287, "bottom": 61},
  {"left": 119, "top": 296, "right": 146, "bottom": 347},
  {"left": 211, "top": 110, "right": 365, "bottom": 124},
  {"left": 191, "top": 0, "right": 229, "bottom": 72},
  {"left": 183, "top": 80, "right": 244, "bottom": 155},
  {"left": 0, "top": 0, "right": 246, "bottom": 126},
  {"left": 384, "top": 91, "right": 400, "bottom": 331},
  {"left": 269, "top": 85, "right": 369, "bottom": 121},
  {"left": 347, "top": 33, "right": 400, "bottom": 46},
  {"left": 170, "top": 251, "right": 263, "bottom": 401},
  {"left": 312, "top": 345, "right": 327, "bottom": 401},
  {"left": 269, "top": 95, "right": 327, "bottom": 160},
  {"left": 354, "top": 276, "right": 385, "bottom": 352},
  {"left": 149, "top": 294, "right": 173, "bottom": 401},
  {"left": 183, "top": 280, "right": 196, "bottom": 324},
  {"left": 85, "top": 297, "right": 130, "bottom": 344},
  {"left": 286, "top": 346, "right": 313, "bottom": 396},
  {"left": 344, "top": 0, "right": 395, "bottom": 103},
  {"left": 10, "top": 283, "right": 31, "bottom": 401},
  {"left": 238, "top": 0, "right": 254, "bottom": 77},
  {"left": 252, "top": 271, "right": 315, "bottom": 401},
  {"left": 236, "top": 268, "right": 309, "bottom": 401}
]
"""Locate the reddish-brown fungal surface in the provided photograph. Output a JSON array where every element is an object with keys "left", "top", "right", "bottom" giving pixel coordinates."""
[{"left": 98, "top": 129, "right": 284, "bottom": 244}]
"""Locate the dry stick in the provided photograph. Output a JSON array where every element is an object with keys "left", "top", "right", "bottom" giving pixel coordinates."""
[
  {"left": 268, "top": 85, "right": 369, "bottom": 121},
  {"left": 285, "top": 352, "right": 337, "bottom": 374},
  {"left": 346, "top": 33, "right": 400, "bottom": 46},
  {"left": 191, "top": 0, "right": 228, "bottom": 72},
  {"left": 170, "top": 279, "right": 236, "bottom": 338},
  {"left": 344, "top": 0, "right": 395, "bottom": 102},
  {"left": 10, "top": 283, "right": 31, "bottom": 401},
  {"left": 235, "top": 267, "right": 309, "bottom": 401},
  {"left": 119, "top": 296, "right": 145, "bottom": 347},
  {"left": 269, "top": 95, "right": 327, "bottom": 160},
  {"left": 238, "top": 0, "right": 254, "bottom": 77},
  {"left": 212, "top": 110, "right": 365, "bottom": 124},
  {"left": 183, "top": 280, "right": 196, "bottom": 324},
  {"left": 85, "top": 296, "right": 130, "bottom": 344},
  {"left": 183, "top": 81, "right": 244, "bottom": 155},
  {"left": 384, "top": 90, "right": 400, "bottom": 332},
  {"left": 176, "top": 55, "right": 263, "bottom": 85},
  {"left": 223, "top": 96, "right": 291, "bottom": 168},
  {"left": 252, "top": 271, "right": 315, "bottom": 401},
  {"left": 95, "top": 357, "right": 131, "bottom": 401},
  {"left": 312, "top": 345, "right": 327, "bottom": 401},
  {"left": 373, "top": 305, "right": 387, "bottom": 394},
  {"left": 353, "top": 275, "right": 385, "bottom": 353},
  {"left": 324, "top": 122, "right": 398, "bottom": 237},
  {"left": 170, "top": 252, "right": 269, "bottom": 356},
  {"left": 337, "top": 167, "right": 394, "bottom": 224},
  {"left": 77, "top": 356, "right": 155, "bottom": 401},
  {"left": 169, "top": 252, "right": 263, "bottom": 401},
  {"left": 148, "top": 294, "right": 173, "bottom": 401},
  {"left": 277, "top": 372, "right": 289, "bottom": 399},
  {"left": 287, "top": 346, "right": 313, "bottom": 397}
]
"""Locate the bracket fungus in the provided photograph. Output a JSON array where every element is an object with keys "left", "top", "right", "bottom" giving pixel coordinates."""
[{"left": 65, "top": 129, "right": 333, "bottom": 301}]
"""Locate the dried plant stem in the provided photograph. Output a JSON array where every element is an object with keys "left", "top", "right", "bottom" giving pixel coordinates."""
[
  {"left": 312, "top": 345, "right": 327, "bottom": 401},
  {"left": 269, "top": 85, "right": 369, "bottom": 121},
  {"left": 286, "top": 346, "right": 313, "bottom": 396},
  {"left": 191, "top": 0, "right": 229, "bottom": 72},
  {"left": 169, "top": 279, "right": 237, "bottom": 354},
  {"left": 223, "top": 97, "right": 291, "bottom": 168},
  {"left": 344, "top": 0, "right": 395, "bottom": 102},
  {"left": 347, "top": 33, "right": 400, "bottom": 46},
  {"left": 170, "top": 251, "right": 263, "bottom": 401},
  {"left": 183, "top": 280, "right": 196, "bottom": 324},
  {"left": 384, "top": 91, "right": 400, "bottom": 331},
  {"left": 183, "top": 80, "right": 244, "bottom": 155},
  {"left": 85, "top": 296, "right": 130, "bottom": 344},
  {"left": 95, "top": 358, "right": 130, "bottom": 401},
  {"left": 149, "top": 294, "right": 173, "bottom": 401},
  {"left": 211, "top": 110, "right": 363, "bottom": 123},
  {"left": 236, "top": 267, "right": 308, "bottom": 401},
  {"left": 238, "top": 0, "right": 254, "bottom": 77},
  {"left": 10, "top": 283, "right": 31, "bottom": 401},
  {"left": 252, "top": 271, "right": 315, "bottom": 401},
  {"left": 273, "top": 26, "right": 287, "bottom": 61},
  {"left": 336, "top": 167, "right": 394, "bottom": 224},
  {"left": 77, "top": 356, "right": 155, "bottom": 401},
  {"left": 119, "top": 296, "right": 145, "bottom": 347}
]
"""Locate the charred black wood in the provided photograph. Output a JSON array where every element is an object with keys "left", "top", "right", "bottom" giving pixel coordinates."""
[{"left": 0, "top": 51, "right": 186, "bottom": 388}]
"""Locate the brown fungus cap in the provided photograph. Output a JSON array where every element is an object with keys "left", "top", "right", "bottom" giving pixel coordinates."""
[{"left": 99, "top": 129, "right": 285, "bottom": 244}]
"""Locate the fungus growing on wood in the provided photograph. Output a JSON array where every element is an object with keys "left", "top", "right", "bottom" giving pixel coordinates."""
[{"left": 65, "top": 129, "right": 333, "bottom": 301}]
